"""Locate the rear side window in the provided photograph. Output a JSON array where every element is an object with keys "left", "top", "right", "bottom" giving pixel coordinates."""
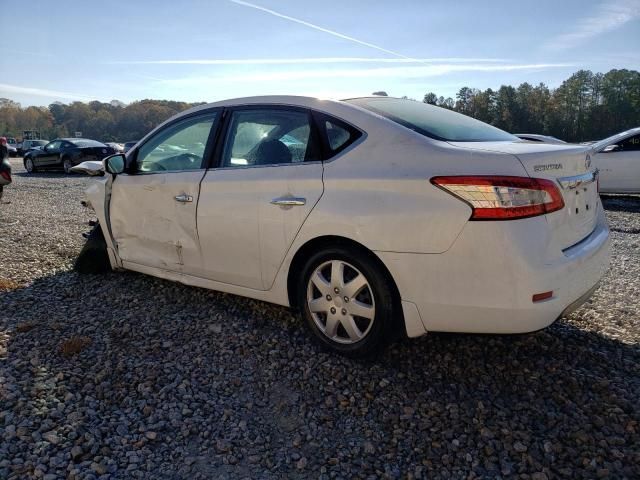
[
  {"left": 326, "top": 121, "right": 352, "bottom": 150},
  {"left": 313, "top": 114, "right": 362, "bottom": 158},
  {"left": 346, "top": 97, "right": 516, "bottom": 142}
]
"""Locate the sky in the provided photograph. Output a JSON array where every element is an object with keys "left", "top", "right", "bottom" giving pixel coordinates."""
[{"left": 0, "top": 0, "right": 639, "bottom": 106}]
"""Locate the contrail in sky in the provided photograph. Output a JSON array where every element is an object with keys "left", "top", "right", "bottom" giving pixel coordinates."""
[{"left": 229, "top": 0, "right": 413, "bottom": 59}]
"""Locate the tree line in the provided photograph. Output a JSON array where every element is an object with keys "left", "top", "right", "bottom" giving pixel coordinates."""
[
  {"left": 0, "top": 99, "right": 204, "bottom": 142},
  {"left": 420, "top": 69, "right": 640, "bottom": 142},
  {"left": 1, "top": 69, "right": 639, "bottom": 144}
]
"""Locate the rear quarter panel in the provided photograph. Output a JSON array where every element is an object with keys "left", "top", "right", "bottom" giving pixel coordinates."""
[{"left": 299, "top": 119, "right": 530, "bottom": 254}]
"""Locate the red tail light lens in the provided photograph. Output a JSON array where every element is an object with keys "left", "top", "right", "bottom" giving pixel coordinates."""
[
  {"left": 431, "top": 176, "right": 564, "bottom": 220},
  {"left": 0, "top": 171, "right": 10, "bottom": 182}
]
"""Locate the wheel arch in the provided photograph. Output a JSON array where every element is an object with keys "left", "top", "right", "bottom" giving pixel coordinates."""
[{"left": 286, "top": 235, "right": 407, "bottom": 337}]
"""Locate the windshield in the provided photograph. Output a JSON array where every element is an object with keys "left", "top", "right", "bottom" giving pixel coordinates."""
[{"left": 346, "top": 97, "right": 517, "bottom": 142}]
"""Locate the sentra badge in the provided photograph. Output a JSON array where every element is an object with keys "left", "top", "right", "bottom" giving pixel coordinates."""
[{"left": 533, "top": 164, "right": 563, "bottom": 172}]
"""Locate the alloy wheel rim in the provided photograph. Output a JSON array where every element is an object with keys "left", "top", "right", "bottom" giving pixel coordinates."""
[
  {"left": 63, "top": 159, "right": 72, "bottom": 173},
  {"left": 26, "top": 158, "right": 33, "bottom": 172},
  {"left": 306, "top": 260, "right": 375, "bottom": 344}
]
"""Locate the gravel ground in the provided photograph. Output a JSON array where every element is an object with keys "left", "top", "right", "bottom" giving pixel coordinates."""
[{"left": 1, "top": 158, "right": 639, "bottom": 479}]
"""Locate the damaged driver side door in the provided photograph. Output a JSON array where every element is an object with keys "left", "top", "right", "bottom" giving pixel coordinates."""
[{"left": 109, "top": 111, "right": 219, "bottom": 273}]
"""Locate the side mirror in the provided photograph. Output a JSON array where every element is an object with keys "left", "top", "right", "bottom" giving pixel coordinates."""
[
  {"left": 603, "top": 144, "right": 620, "bottom": 153},
  {"left": 104, "top": 153, "right": 125, "bottom": 175}
]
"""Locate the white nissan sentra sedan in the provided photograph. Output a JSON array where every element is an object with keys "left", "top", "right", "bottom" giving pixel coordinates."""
[{"left": 75, "top": 96, "right": 610, "bottom": 357}]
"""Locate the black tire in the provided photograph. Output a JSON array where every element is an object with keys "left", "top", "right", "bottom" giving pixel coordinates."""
[
  {"left": 62, "top": 157, "right": 73, "bottom": 174},
  {"left": 24, "top": 157, "right": 37, "bottom": 173},
  {"left": 74, "top": 225, "right": 111, "bottom": 274},
  {"left": 296, "top": 245, "right": 397, "bottom": 358}
]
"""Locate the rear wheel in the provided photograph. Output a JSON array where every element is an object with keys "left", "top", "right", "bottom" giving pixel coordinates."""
[
  {"left": 62, "top": 157, "right": 73, "bottom": 174},
  {"left": 296, "top": 246, "right": 397, "bottom": 357},
  {"left": 24, "top": 157, "right": 36, "bottom": 173},
  {"left": 74, "top": 225, "right": 111, "bottom": 274}
]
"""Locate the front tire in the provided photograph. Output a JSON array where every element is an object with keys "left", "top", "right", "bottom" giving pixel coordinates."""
[
  {"left": 74, "top": 225, "right": 111, "bottom": 274},
  {"left": 24, "top": 157, "right": 36, "bottom": 173},
  {"left": 296, "top": 246, "right": 397, "bottom": 357}
]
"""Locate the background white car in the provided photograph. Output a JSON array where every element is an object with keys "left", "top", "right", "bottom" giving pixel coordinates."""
[
  {"left": 76, "top": 96, "right": 610, "bottom": 356},
  {"left": 591, "top": 127, "right": 640, "bottom": 193}
]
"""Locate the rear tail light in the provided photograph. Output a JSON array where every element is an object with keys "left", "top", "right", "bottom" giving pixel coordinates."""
[
  {"left": 0, "top": 171, "right": 10, "bottom": 182},
  {"left": 431, "top": 176, "right": 564, "bottom": 220}
]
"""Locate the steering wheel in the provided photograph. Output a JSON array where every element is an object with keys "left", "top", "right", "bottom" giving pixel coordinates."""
[{"left": 178, "top": 152, "right": 201, "bottom": 165}]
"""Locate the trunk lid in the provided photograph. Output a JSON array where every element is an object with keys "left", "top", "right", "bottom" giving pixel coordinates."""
[{"left": 449, "top": 141, "right": 598, "bottom": 250}]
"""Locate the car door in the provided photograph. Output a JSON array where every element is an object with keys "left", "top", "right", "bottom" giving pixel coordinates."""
[
  {"left": 109, "top": 111, "right": 220, "bottom": 273},
  {"left": 36, "top": 140, "right": 62, "bottom": 167},
  {"left": 596, "top": 133, "right": 640, "bottom": 192},
  {"left": 193, "top": 106, "right": 324, "bottom": 290}
]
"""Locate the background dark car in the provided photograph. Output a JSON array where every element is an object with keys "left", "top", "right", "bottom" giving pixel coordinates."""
[
  {"left": 0, "top": 157, "right": 11, "bottom": 201},
  {"left": 23, "top": 138, "right": 115, "bottom": 174},
  {"left": 6, "top": 138, "right": 18, "bottom": 157},
  {"left": 18, "top": 139, "right": 48, "bottom": 156}
]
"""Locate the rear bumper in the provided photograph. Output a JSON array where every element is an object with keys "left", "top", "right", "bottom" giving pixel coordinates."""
[{"left": 377, "top": 205, "right": 610, "bottom": 336}]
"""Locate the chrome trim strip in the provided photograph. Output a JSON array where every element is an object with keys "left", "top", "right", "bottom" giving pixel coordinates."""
[
  {"left": 557, "top": 169, "right": 598, "bottom": 190},
  {"left": 271, "top": 197, "right": 306, "bottom": 206}
]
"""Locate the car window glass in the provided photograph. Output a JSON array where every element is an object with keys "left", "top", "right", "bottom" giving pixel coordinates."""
[
  {"left": 47, "top": 141, "right": 61, "bottom": 150},
  {"left": 346, "top": 97, "right": 516, "bottom": 142},
  {"left": 136, "top": 113, "right": 216, "bottom": 172},
  {"left": 223, "top": 109, "right": 318, "bottom": 167},
  {"left": 620, "top": 135, "right": 640, "bottom": 152},
  {"left": 325, "top": 120, "right": 352, "bottom": 151}
]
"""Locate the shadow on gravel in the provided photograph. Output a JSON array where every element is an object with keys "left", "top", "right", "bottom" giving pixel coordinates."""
[
  {"left": 1, "top": 269, "right": 639, "bottom": 478},
  {"left": 601, "top": 194, "right": 640, "bottom": 213}
]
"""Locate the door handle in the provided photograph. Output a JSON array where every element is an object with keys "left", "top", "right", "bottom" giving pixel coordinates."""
[
  {"left": 174, "top": 194, "right": 193, "bottom": 203},
  {"left": 271, "top": 196, "right": 306, "bottom": 206}
]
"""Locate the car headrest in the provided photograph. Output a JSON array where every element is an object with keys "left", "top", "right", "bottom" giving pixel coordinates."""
[{"left": 254, "top": 139, "right": 292, "bottom": 165}]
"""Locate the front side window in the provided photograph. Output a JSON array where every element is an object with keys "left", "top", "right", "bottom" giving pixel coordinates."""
[
  {"left": 222, "top": 109, "right": 319, "bottom": 167},
  {"left": 346, "top": 97, "right": 516, "bottom": 142},
  {"left": 46, "top": 140, "right": 62, "bottom": 151},
  {"left": 136, "top": 113, "right": 217, "bottom": 172}
]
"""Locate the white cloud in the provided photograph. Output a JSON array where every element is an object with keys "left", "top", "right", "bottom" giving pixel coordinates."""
[
  {"left": 113, "top": 57, "right": 509, "bottom": 65},
  {"left": 229, "top": 0, "right": 411, "bottom": 59},
  {"left": 157, "top": 63, "right": 572, "bottom": 87},
  {"left": 0, "top": 83, "right": 96, "bottom": 101},
  {"left": 546, "top": 0, "right": 640, "bottom": 50}
]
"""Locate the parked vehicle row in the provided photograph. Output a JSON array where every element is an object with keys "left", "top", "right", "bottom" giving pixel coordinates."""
[{"left": 73, "top": 95, "right": 610, "bottom": 356}]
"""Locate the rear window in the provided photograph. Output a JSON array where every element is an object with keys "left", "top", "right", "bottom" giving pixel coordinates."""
[
  {"left": 346, "top": 97, "right": 516, "bottom": 142},
  {"left": 71, "top": 140, "right": 106, "bottom": 148}
]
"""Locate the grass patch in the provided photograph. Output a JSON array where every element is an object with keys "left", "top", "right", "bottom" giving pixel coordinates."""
[
  {"left": 0, "top": 278, "right": 21, "bottom": 291},
  {"left": 59, "top": 336, "right": 92, "bottom": 357}
]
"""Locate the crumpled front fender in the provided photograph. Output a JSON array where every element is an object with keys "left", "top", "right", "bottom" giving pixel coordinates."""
[{"left": 84, "top": 175, "right": 122, "bottom": 269}]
